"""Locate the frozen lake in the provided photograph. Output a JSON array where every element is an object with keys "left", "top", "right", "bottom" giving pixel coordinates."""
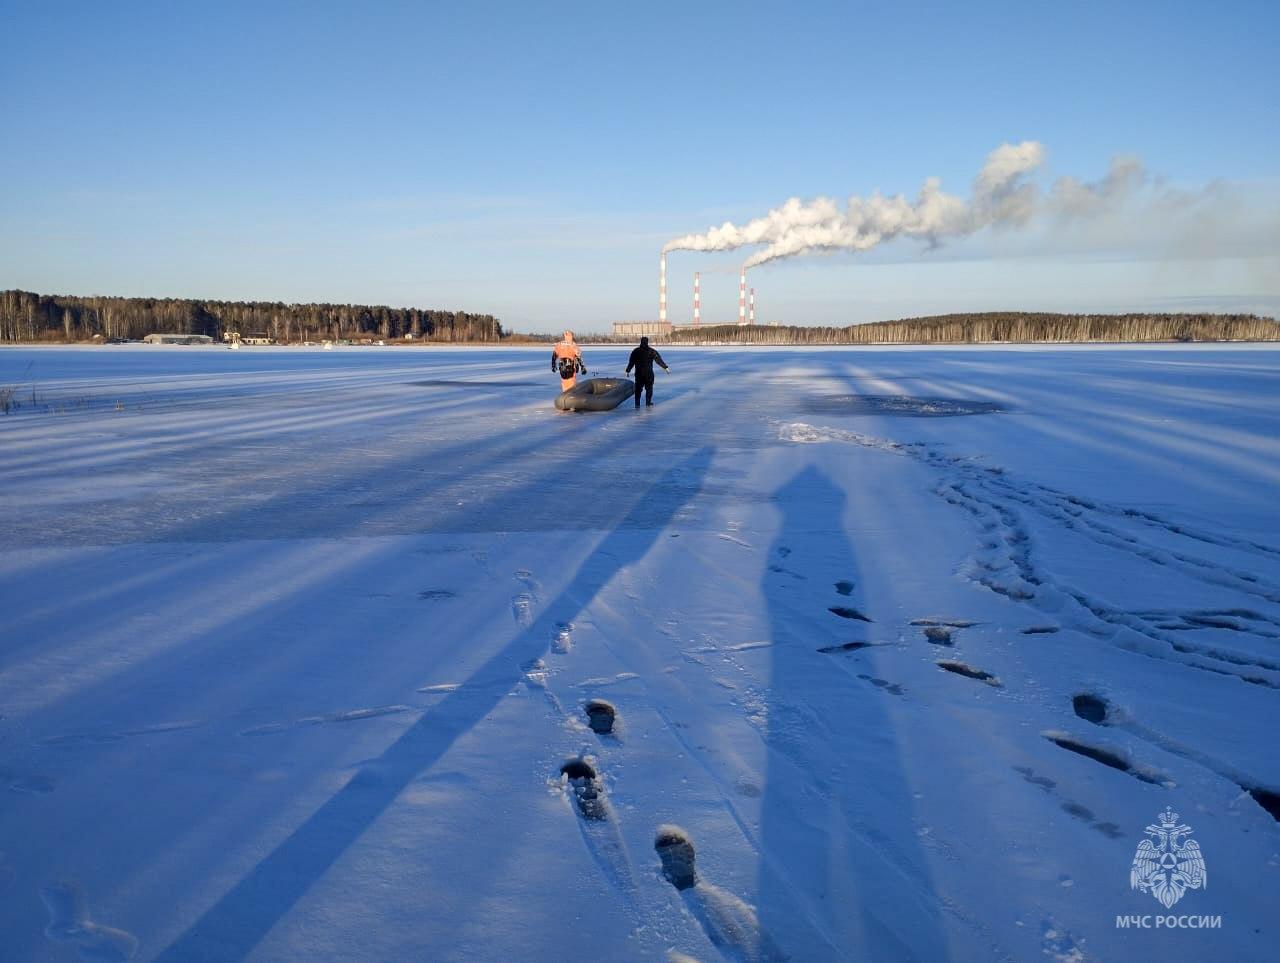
[{"left": 1, "top": 344, "right": 1278, "bottom": 961}]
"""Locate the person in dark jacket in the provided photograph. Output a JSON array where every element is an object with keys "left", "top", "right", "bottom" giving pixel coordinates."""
[{"left": 625, "top": 336, "right": 670, "bottom": 408}]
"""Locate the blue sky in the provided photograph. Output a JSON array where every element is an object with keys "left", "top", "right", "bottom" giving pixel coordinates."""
[{"left": 2, "top": 0, "right": 1277, "bottom": 331}]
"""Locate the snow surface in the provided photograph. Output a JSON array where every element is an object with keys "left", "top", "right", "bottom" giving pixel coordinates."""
[{"left": 1, "top": 343, "right": 1277, "bottom": 962}]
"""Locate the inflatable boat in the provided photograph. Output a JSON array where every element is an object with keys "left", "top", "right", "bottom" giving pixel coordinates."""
[{"left": 555, "top": 377, "right": 635, "bottom": 411}]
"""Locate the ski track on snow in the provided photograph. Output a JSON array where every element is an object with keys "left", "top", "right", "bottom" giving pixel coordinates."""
[
  {"left": 782, "top": 420, "right": 1280, "bottom": 813},
  {"left": 783, "top": 422, "right": 1280, "bottom": 688}
]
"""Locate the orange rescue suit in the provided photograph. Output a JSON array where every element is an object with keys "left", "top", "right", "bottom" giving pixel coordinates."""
[{"left": 552, "top": 340, "right": 585, "bottom": 391}]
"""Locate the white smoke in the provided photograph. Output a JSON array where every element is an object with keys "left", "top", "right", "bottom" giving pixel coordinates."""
[
  {"left": 1049, "top": 155, "right": 1147, "bottom": 219},
  {"left": 661, "top": 195, "right": 844, "bottom": 255},
  {"left": 662, "top": 141, "right": 1050, "bottom": 269}
]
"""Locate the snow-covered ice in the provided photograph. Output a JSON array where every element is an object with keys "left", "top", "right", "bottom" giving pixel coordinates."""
[{"left": 1, "top": 343, "right": 1277, "bottom": 961}]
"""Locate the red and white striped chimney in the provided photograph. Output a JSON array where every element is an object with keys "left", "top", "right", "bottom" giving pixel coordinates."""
[
  {"left": 749, "top": 288, "right": 755, "bottom": 325},
  {"left": 738, "top": 267, "right": 747, "bottom": 326},
  {"left": 693, "top": 272, "right": 701, "bottom": 326},
  {"left": 659, "top": 253, "right": 668, "bottom": 326}
]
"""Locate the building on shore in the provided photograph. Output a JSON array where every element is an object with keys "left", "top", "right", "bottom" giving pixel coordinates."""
[
  {"left": 143, "top": 333, "right": 214, "bottom": 345},
  {"left": 611, "top": 321, "right": 673, "bottom": 338}
]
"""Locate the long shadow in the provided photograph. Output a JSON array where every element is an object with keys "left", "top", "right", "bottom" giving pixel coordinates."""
[
  {"left": 2, "top": 357, "right": 724, "bottom": 723},
  {"left": 2, "top": 348, "right": 722, "bottom": 554},
  {"left": 0, "top": 415, "right": 590, "bottom": 663},
  {"left": 757, "top": 466, "right": 948, "bottom": 959},
  {"left": 5, "top": 345, "right": 731, "bottom": 626},
  {"left": 154, "top": 446, "right": 715, "bottom": 962},
  {"left": 1, "top": 376, "right": 636, "bottom": 556}
]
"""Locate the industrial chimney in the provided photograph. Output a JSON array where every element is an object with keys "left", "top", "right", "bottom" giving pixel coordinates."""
[
  {"left": 693, "top": 272, "right": 701, "bottom": 326},
  {"left": 738, "top": 267, "right": 747, "bottom": 326},
  {"left": 748, "top": 288, "right": 755, "bottom": 325},
  {"left": 659, "top": 253, "right": 668, "bottom": 326}
]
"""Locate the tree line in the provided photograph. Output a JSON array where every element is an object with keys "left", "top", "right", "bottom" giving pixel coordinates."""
[
  {"left": 664, "top": 312, "right": 1280, "bottom": 345},
  {"left": 0, "top": 290, "right": 504, "bottom": 343}
]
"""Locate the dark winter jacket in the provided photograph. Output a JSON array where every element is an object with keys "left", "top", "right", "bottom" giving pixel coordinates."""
[{"left": 626, "top": 344, "right": 668, "bottom": 378}]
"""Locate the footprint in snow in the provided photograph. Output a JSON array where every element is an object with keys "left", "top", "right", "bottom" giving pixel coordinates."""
[
  {"left": 911, "top": 618, "right": 976, "bottom": 646},
  {"left": 522, "top": 657, "right": 550, "bottom": 689},
  {"left": 828, "top": 606, "right": 872, "bottom": 623},
  {"left": 1013, "top": 766, "right": 1123, "bottom": 839},
  {"left": 922, "top": 626, "right": 955, "bottom": 646},
  {"left": 41, "top": 881, "right": 138, "bottom": 962},
  {"left": 511, "top": 594, "right": 535, "bottom": 627},
  {"left": 834, "top": 580, "right": 855, "bottom": 596},
  {"left": 1072, "top": 693, "right": 1109, "bottom": 725},
  {"left": 910, "top": 617, "right": 978, "bottom": 629},
  {"left": 585, "top": 699, "right": 617, "bottom": 735},
  {"left": 1043, "top": 731, "right": 1168, "bottom": 786},
  {"left": 655, "top": 825, "right": 697, "bottom": 890},
  {"left": 817, "top": 641, "right": 875, "bottom": 654},
  {"left": 1013, "top": 765, "right": 1056, "bottom": 792},
  {"left": 1247, "top": 787, "right": 1280, "bottom": 823},
  {"left": 735, "top": 778, "right": 762, "bottom": 798},
  {"left": 767, "top": 563, "right": 804, "bottom": 580},
  {"left": 936, "top": 660, "right": 1002, "bottom": 687},
  {"left": 858, "top": 674, "right": 906, "bottom": 696},
  {"left": 511, "top": 570, "right": 541, "bottom": 627},
  {"left": 1068, "top": 694, "right": 1280, "bottom": 822},
  {"left": 561, "top": 757, "right": 609, "bottom": 821},
  {"left": 654, "top": 825, "right": 786, "bottom": 962},
  {"left": 552, "top": 621, "right": 574, "bottom": 654},
  {"left": 1059, "top": 799, "right": 1121, "bottom": 834},
  {"left": 418, "top": 589, "right": 457, "bottom": 601}
]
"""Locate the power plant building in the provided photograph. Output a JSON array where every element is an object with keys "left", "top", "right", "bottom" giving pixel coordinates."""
[{"left": 612, "top": 321, "right": 674, "bottom": 338}]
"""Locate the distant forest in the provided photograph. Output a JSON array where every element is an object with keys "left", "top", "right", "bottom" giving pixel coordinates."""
[
  {"left": 4, "top": 291, "right": 1277, "bottom": 347},
  {"left": 665, "top": 312, "right": 1280, "bottom": 345},
  {"left": 0, "top": 290, "right": 503, "bottom": 343}
]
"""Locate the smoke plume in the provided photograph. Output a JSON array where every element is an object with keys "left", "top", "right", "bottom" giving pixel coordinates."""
[
  {"left": 1049, "top": 155, "right": 1147, "bottom": 219},
  {"left": 660, "top": 141, "right": 1128, "bottom": 268}
]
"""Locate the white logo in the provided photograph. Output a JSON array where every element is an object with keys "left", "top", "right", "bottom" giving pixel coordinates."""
[{"left": 1130, "top": 808, "right": 1207, "bottom": 909}]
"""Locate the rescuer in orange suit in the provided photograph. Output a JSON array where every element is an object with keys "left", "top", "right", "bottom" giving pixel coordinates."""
[{"left": 551, "top": 330, "right": 587, "bottom": 391}]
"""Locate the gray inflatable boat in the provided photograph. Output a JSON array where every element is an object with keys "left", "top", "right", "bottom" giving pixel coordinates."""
[{"left": 555, "top": 377, "right": 635, "bottom": 411}]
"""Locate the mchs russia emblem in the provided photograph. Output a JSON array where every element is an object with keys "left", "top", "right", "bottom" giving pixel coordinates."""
[{"left": 1130, "top": 808, "right": 1207, "bottom": 909}]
